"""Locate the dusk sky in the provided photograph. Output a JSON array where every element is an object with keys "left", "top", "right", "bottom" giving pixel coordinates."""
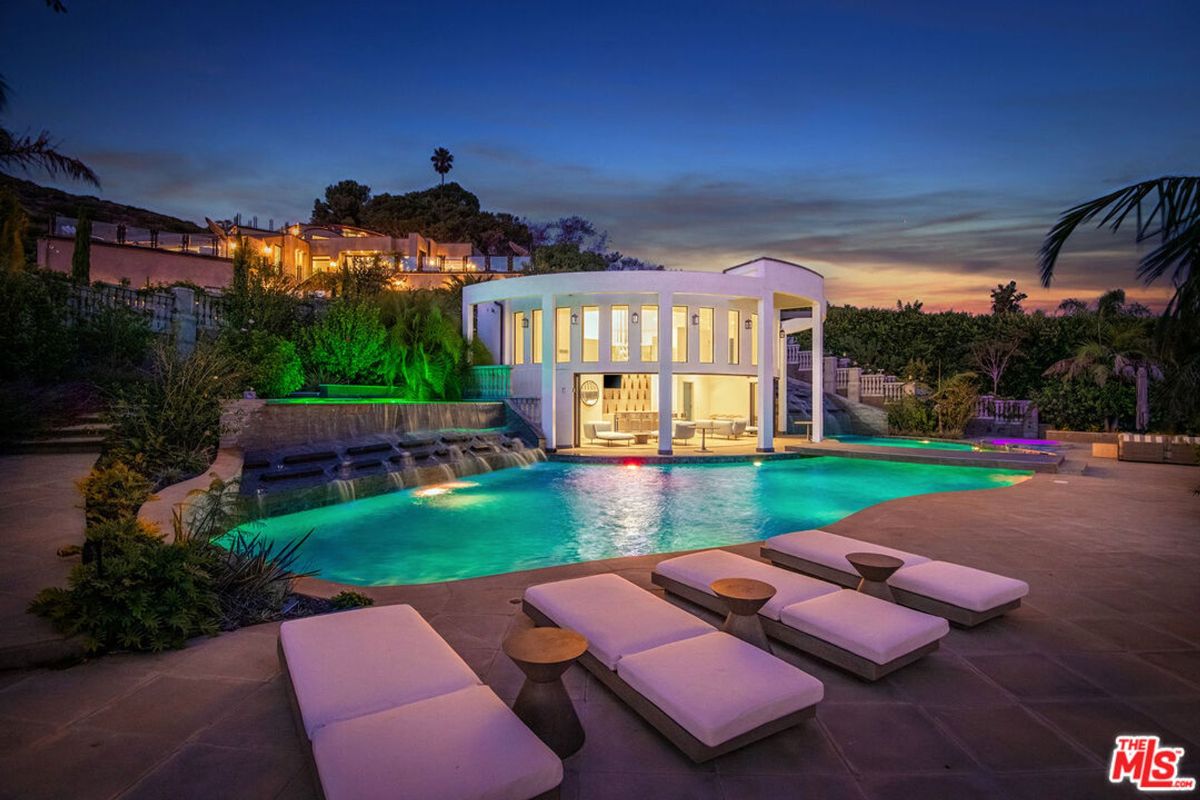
[{"left": 4, "top": 0, "right": 1198, "bottom": 311}]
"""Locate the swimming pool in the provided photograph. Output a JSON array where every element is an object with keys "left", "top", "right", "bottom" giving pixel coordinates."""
[
  {"left": 830, "top": 435, "right": 978, "bottom": 451},
  {"left": 237, "top": 457, "right": 1028, "bottom": 586}
]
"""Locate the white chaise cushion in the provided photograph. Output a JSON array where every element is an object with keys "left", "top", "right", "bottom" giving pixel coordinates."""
[
  {"left": 765, "top": 530, "right": 929, "bottom": 574},
  {"left": 889, "top": 560, "right": 1029, "bottom": 613},
  {"left": 616, "top": 632, "right": 824, "bottom": 747},
  {"left": 779, "top": 590, "right": 949, "bottom": 665},
  {"left": 655, "top": 549, "right": 839, "bottom": 620},
  {"left": 280, "top": 604, "right": 480, "bottom": 738},
  {"left": 597, "top": 431, "right": 635, "bottom": 441},
  {"left": 312, "top": 685, "right": 562, "bottom": 800},
  {"left": 524, "top": 574, "right": 712, "bottom": 669}
]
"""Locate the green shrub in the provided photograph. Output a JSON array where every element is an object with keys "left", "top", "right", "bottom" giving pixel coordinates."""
[
  {"left": 106, "top": 342, "right": 245, "bottom": 487},
  {"left": 330, "top": 590, "right": 375, "bottom": 610},
  {"left": 74, "top": 305, "right": 154, "bottom": 381},
  {"left": 303, "top": 300, "right": 393, "bottom": 385},
  {"left": 932, "top": 372, "right": 979, "bottom": 437},
  {"left": 886, "top": 395, "right": 936, "bottom": 436},
  {"left": 0, "top": 270, "right": 75, "bottom": 383},
  {"left": 1034, "top": 377, "right": 1136, "bottom": 431},
  {"left": 30, "top": 519, "right": 219, "bottom": 654},
  {"left": 220, "top": 331, "right": 304, "bottom": 398},
  {"left": 78, "top": 462, "right": 154, "bottom": 526}
]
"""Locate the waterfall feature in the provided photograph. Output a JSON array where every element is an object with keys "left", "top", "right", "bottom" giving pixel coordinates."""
[
  {"left": 235, "top": 402, "right": 545, "bottom": 518},
  {"left": 786, "top": 378, "right": 850, "bottom": 436}
]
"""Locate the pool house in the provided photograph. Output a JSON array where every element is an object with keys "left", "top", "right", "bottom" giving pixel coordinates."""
[{"left": 462, "top": 257, "right": 827, "bottom": 453}]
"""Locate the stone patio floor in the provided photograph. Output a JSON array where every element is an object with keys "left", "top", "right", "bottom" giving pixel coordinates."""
[{"left": 0, "top": 454, "right": 1198, "bottom": 799}]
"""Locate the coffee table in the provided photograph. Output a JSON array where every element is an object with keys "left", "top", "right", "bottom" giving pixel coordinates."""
[
  {"left": 633, "top": 432, "right": 652, "bottom": 444},
  {"left": 503, "top": 626, "right": 588, "bottom": 757},
  {"left": 710, "top": 577, "right": 776, "bottom": 652},
  {"left": 846, "top": 551, "right": 905, "bottom": 602}
]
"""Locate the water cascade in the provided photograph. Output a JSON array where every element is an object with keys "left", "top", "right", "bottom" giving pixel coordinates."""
[{"left": 240, "top": 428, "right": 545, "bottom": 519}]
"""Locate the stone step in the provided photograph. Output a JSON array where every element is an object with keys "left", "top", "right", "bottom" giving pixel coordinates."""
[
  {"left": 1056, "top": 456, "right": 1089, "bottom": 476},
  {"left": 45, "top": 422, "right": 113, "bottom": 435},
  {"left": 11, "top": 436, "right": 105, "bottom": 454}
]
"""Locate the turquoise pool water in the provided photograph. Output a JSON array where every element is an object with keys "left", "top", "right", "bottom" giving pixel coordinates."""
[
  {"left": 239, "top": 457, "right": 1028, "bottom": 586},
  {"left": 831, "top": 435, "right": 978, "bottom": 451}
]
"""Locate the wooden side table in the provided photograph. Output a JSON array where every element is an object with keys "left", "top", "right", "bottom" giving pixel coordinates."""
[
  {"left": 503, "top": 627, "right": 588, "bottom": 758},
  {"left": 710, "top": 577, "right": 776, "bottom": 653},
  {"left": 846, "top": 552, "right": 905, "bottom": 602}
]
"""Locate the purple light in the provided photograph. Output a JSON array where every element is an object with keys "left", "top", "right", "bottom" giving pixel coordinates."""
[{"left": 988, "top": 438, "right": 1060, "bottom": 447}]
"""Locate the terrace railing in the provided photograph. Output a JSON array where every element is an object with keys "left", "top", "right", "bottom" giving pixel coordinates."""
[
  {"left": 465, "top": 365, "right": 513, "bottom": 400},
  {"left": 975, "top": 395, "right": 1033, "bottom": 421},
  {"left": 835, "top": 368, "right": 850, "bottom": 391},
  {"left": 787, "top": 344, "right": 812, "bottom": 369},
  {"left": 66, "top": 281, "right": 225, "bottom": 352},
  {"left": 53, "top": 216, "right": 229, "bottom": 258}
]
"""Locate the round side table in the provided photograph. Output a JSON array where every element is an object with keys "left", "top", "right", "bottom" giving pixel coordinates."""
[
  {"left": 503, "top": 627, "right": 588, "bottom": 758},
  {"left": 846, "top": 551, "right": 904, "bottom": 602},
  {"left": 710, "top": 577, "right": 776, "bottom": 653}
]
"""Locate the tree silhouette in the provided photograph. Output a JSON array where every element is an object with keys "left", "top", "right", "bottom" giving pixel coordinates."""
[
  {"left": 430, "top": 147, "right": 454, "bottom": 185},
  {"left": 990, "top": 281, "right": 1027, "bottom": 314}
]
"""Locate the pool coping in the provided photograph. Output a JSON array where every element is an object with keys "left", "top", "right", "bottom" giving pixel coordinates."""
[
  {"left": 783, "top": 441, "right": 1062, "bottom": 472},
  {"left": 548, "top": 450, "right": 810, "bottom": 465}
]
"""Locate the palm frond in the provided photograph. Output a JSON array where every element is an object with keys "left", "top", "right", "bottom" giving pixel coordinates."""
[
  {"left": 1039, "top": 176, "right": 1199, "bottom": 288},
  {"left": 1, "top": 129, "right": 100, "bottom": 186}
]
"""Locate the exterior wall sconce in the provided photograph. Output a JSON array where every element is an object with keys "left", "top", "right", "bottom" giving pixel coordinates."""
[
  {"left": 521, "top": 317, "right": 529, "bottom": 329},
  {"left": 631, "top": 311, "right": 639, "bottom": 324},
  {"left": 744, "top": 319, "right": 753, "bottom": 330},
  {"left": 570, "top": 312, "right": 579, "bottom": 325},
  {"left": 779, "top": 328, "right": 786, "bottom": 338},
  {"left": 691, "top": 313, "right": 700, "bottom": 325}
]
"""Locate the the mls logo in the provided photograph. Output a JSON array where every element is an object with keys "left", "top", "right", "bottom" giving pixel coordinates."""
[{"left": 1110, "top": 735, "right": 1196, "bottom": 792}]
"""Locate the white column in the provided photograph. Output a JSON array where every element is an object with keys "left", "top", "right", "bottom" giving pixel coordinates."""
[
  {"left": 811, "top": 302, "right": 824, "bottom": 442},
  {"left": 776, "top": 327, "right": 787, "bottom": 435},
  {"left": 657, "top": 292, "right": 674, "bottom": 454},
  {"left": 462, "top": 299, "right": 474, "bottom": 343},
  {"left": 540, "top": 294, "right": 556, "bottom": 450},
  {"left": 756, "top": 293, "right": 775, "bottom": 452}
]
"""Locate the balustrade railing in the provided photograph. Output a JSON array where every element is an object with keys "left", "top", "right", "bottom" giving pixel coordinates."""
[
  {"left": 465, "top": 365, "right": 513, "bottom": 400},
  {"left": 786, "top": 344, "right": 812, "bottom": 369},
  {"left": 975, "top": 395, "right": 1032, "bottom": 421},
  {"left": 835, "top": 368, "right": 850, "bottom": 390}
]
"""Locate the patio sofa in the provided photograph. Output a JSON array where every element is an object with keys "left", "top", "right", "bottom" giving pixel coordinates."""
[
  {"left": 1118, "top": 433, "right": 1167, "bottom": 463},
  {"left": 584, "top": 421, "right": 635, "bottom": 446},
  {"left": 713, "top": 419, "right": 748, "bottom": 439},
  {"left": 279, "top": 605, "right": 562, "bottom": 800},
  {"left": 761, "top": 529, "right": 1028, "bottom": 627},
  {"left": 1167, "top": 435, "right": 1199, "bottom": 466},
  {"left": 652, "top": 550, "right": 948, "bottom": 680},
  {"left": 523, "top": 573, "right": 824, "bottom": 762}
]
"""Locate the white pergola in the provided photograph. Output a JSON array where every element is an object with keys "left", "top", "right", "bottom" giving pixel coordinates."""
[{"left": 463, "top": 257, "right": 826, "bottom": 454}]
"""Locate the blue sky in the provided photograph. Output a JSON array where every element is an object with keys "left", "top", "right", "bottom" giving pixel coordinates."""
[{"left": 3, "top": 0, "right": 1198, "bottom": 309}]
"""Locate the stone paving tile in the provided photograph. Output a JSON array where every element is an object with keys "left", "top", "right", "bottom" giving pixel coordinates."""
[
  {"left": 720, "top": 773, "right": 866, "bottom": 800},
  {"left": 1130, "top": 697, "right": 1200, "bottom": 745},
  {"left": 0, "top": 659, "right": 156, "bottom": 727},
  {"left": 575, "top": 770, "right": 723, "bottom": 799},
  {"left": 1054, "top": 652, "right": 1200, "bottom": 698},
  {"left": 820, "top": 704, "right": 975, "bottom": 774},
  {"left": 857, "top": 773, "right": 1007, "bottom": 800},
  {"left": 144, "top": 628, "right": 282, "bottom": 682},
  {"left": 1075, "top": 617, "right": 1197, "bottom": 652},
  {"left": 929, "top": 704, "right": 1094, "bottom": 771},
  {"left": 1140, "top": 650, "right": 1200, "bottom": 687},
  {"left": 83, "top": 675, "right": 260, "bottom": 745},
  {"left": 0, "top": 713, "right": 57, "bottom": 754},
  {"left": 885, "top": 651, "right": 1016, "bottom": 708},
  {"left": 118, "top": 742, "right": 304, "bottom": 800},
  {"left": 710, "top": 716, "right": 848, "bottom": 776},
  {"left": 426, "top": 611, "right": 514, "bottom": 651},
  {"left": 194, "top": 677, "right": 297, "bottom": 752},
  {"left": 1031, "top": 699, "right": 1197, "bottom": 764},
  {"left": 995, "top": 769, "right": 1151, "bottom": 799},
  {"left": 0, "top": 727, "right": 175, "bottom": 800},
  {"left": 964, "top": 652, "right": 1106, "bottom": 701},
  {"left": 566, "top": 686, "right": 715, "bottom": 775}
]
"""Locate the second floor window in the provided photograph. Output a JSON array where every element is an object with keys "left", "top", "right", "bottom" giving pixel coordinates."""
[{"left": 611, "top": 305, "right": 629, "bottom": 362}]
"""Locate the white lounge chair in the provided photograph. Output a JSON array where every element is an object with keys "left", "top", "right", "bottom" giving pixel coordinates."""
[
  {"left": 584, "top": 421, "right": 635, "bottom": 446},
  {"left": 761, "top": 529, "right": 1029, "bottom": 627},
  {"left": 523, "top": 573, "right": 823, "bottom": 762},
  {"left": 713, "top": 419, "right": 747, "bottom": 439},
  {"left": 652, "top": 549, "right": 948, "bottom": 680},
  {"left": 279, "top": 605, "right": 562, "bottom": 800},
  {"left": 672, "top": 422, "right": 697, "bottom": 445},
  {"left": 1119, "top": 433, "right": 1167, "bottom": 463}
]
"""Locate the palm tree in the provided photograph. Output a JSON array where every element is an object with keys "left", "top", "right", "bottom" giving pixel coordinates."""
[
  {"left": 1044, "top": 320, "right": 1162, "bottom": 431},
  {"left": 0, "top": 77, "right": 98, "bottom": 187},
  {"left": 1039, "top": 177, "right": 1198, "bottom": 426},
  {"left": 430, "top": 147, "right": 453, "bottom": 185}
]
